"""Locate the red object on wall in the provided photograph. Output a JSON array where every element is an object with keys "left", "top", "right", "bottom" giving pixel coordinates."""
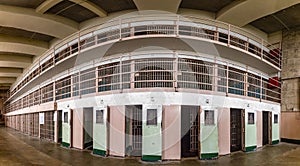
[
  {"left": 270, "top": 48, "right": 280, "bottom": 58},
  {"left": 268, "top": 77, "right": 279, "bottom": 88}
]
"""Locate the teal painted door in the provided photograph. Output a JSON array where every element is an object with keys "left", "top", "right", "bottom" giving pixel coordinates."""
[
  {"left": 142, "top": 104, "right": 162, "bottom": 161},
  {"left": 62, "top": 109, "right": 72, "bottom": 147},
  {"left": 93, "top": 106, "right": 108, "bottom": 156}
]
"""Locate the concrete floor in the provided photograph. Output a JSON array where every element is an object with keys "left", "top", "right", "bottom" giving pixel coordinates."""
[{"left": 1, "top": 126, "right": 300, "bottom": 166}]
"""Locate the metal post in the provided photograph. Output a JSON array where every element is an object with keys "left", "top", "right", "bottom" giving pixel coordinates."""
[
  {"left": 260, "top": 73, "right": 263, "bottom": 101},
  {"left": 176, "top": 15, "right": 180, "bottom": 37},
  {"left": 228, "top": 24, "right": 230, "bottom": 46},
  {"left": 95, "top": 64, "right": 99, "bottom": 93},
  {"left": 226, "top": 62, "right": 229, "bottom": 96},
  {"left": 120, "top": 56, "right": 123, "bottom": 91},
  {"left": 174, "top": 52, "right": 178, "bottom": 91},
  {"left": 261, "top": 39, "right": 264, "bottom": 60}
]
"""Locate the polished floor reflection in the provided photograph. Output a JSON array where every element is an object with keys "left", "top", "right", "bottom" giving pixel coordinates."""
[{"left": 0, "top": 126, "right": 299, "bottom": 166}]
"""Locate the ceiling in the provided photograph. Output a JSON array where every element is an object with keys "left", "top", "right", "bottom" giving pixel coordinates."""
[{"left": 0, "top": 0, "right": 299, "bottom": 93}]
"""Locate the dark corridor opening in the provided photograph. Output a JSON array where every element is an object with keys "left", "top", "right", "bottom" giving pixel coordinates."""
[
  {"left": 263, "top": 111, "right": 272, "bottom": 145},
  {"left": 181, "top": 105, "right": 200, "bottom": 158},
  {"left": 230, "top": 108, "right": 245, "bottom": 152}
]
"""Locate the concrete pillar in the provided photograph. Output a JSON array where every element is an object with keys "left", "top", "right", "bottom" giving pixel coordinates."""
[
  {"left": 109, "top": 106, "right": 126, "bottom": 157},
  {"left": 72, "top": 108, "right": 84, "bottom": 149},
  {"left": 218, "top": 107, "right": 230, "bottom": 155},
  {"left": 281, "top": 29, "right": 300, "bottom": 141},
  {"left": 162, "top": 105, "right": 181, "bottom": 160},
  {"left": 256, "top": 111, "right": 262, "bottom": 148}
]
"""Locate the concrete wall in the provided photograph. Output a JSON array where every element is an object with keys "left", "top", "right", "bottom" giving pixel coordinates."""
[
  {"left": 56, "top": 92, "right": 280, "bottom": 157},
  {"left": 281, "top": 29, "right": 300, "bottom": 141},
  {"left": 281, "top": 112, "right": 300, "bottom": 140}
]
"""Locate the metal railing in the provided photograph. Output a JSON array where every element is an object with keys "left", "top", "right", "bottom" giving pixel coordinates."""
[
  {"left": 7, "top": 14, "right": 282, "bottom": 101},
  {"left": 4, "top": 53, "right": 281, "bottom": 113}
]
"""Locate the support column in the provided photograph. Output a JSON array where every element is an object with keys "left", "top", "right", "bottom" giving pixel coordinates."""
[
  {"left": 109, "top": 106, "right": 126, "bottom": 157},
  {"left": 281, "top": 29, "right": 300, "bottom": 142},
  {"left": 218, "top": 108, "right": 230, "bottom": 155},
  {"left": 162, "top": 105, "right": 180, "bottom": 160}
]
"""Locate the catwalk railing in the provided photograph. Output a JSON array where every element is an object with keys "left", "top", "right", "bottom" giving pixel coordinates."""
[
  {"left": 7, "top": 14, "right": 282, "bottom": 101},
  {"left": 5, "top": 55, "right": 281, "bottom": 113}
]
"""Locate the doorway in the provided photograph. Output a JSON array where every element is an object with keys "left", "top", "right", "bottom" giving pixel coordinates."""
[
  {"left": 83, "top": 108, "right": 93, "bottom": 149},
  {"left": 57, "top": 110, "right": 62, "bottom": 143},
  {"left": 125, "top": 105, "right": 143, "bottom": 157},
  {"left": 263, "top": 111, "right": 272, "bottom": 145},
  {"left": 230, "top": 108, "right": 245, "bottom": 152},
  {"left": 181, "top": 105, "right": 200, "bottom": 158}
]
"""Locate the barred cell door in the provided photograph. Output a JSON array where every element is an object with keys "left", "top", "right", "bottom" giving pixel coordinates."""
[
  {"left": 40, "top": 112, "right": 54, "bottom": 141},
  {"left": 33, "top": 113, "right": 39, "bottom": 137},
  {"left": 230, "top": 108, "right": 245, "bottom": 152},
  {"left": 125, "top": 105, "right": 142, "bottom": 156},
  {"left": 181, "top": 105, "right": 200, "bottom": 158},
  {"left": 132, "top": 105, "right": 142, "bottom": 156},
  {"left": 29, "top": 114, "right": 34, "bottom": 136}
]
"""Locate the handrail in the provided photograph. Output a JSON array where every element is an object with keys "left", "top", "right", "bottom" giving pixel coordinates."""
[
  {"left": 5, "top": 52, "right": 281, "bottom": 113},
  {"left": 7, "top": 14, "right": 282, "bottom": 100}
]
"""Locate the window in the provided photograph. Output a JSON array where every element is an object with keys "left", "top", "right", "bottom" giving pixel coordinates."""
[
  {"left": 248, "top": 113, "right": 255, "bottom": 124},
  {"left": 96, "top": 110, "right": 104, "bottom": 124},
  {"left": 147, "top": 109, "right": 157, "bottom": 126},
  {"left": 204, "top": 110, "right": 214, "bottom": 125},
  {"left": 274, "top": 114, "right": 278, "bottom": 124},
  {"left": 64, "top": 112, "right": 68, "bottom": 123}
]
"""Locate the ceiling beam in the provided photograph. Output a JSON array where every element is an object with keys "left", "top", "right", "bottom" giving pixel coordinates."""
[
  {"left": 0, "top": 86, "right": 11, "bottom": 90},
  {"left": 0, "top": 68, "right": 23, "bottom": 77},
  {"left": 217, "top": 0, "right": 300, "bottom": 27},
  {"left": 0, "top": 54, "right": 32, "bottom": 68},
  {"left": 133, "top": 0, "right": 182, "bottom": 13},
  {"left": 0, "top": 77, "right": 16, "bottom": 84},
  {"left": 69, "top": 0, "right": 107, "bottom": 17},
  {"left": 36, "top": 0, "right": 63, "bottom": 14},
  {"left": 0, "top": 5, "right": 78, "bottom": 39},
  {"left": 0, "top": 35, "right": 48, "bottom": 56}
]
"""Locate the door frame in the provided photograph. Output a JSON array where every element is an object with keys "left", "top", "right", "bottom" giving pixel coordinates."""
[
  {"left": 268, "top": 111, "right": 272, "bottom": 145},
  {"left": 230, "top": 108, "right": 245, "bottom": 152},
  {"left": 262, "top": 111, "right": 272, "bottom": 145},
  {"left": 180, "top": 105, "right": 201, "bottom": 158}
]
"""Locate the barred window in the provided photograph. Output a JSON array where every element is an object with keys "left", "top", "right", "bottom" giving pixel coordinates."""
[
  {"left": 134, "top": 59, "right": 174, "bottom": 88},
  {"left": 64, "top": 112, "right": 68, "bottom": 123},
  {"left": 274, "top": 114, "right": 278, "bottom": 124},
  {"left": 147, "top": 109, "right": 157, "bottom": 126},
  {"left": 178, "top": 59, "right": 213, "bottom": 90},
  {"left": 96, "top": 110, "right": 104, "bottom": 124},
  {"left": 204, "top": 110, "right": 214, "bottom": 125},
  {"left": 248, "top": 113, "right": 255, "bottom": 124}
]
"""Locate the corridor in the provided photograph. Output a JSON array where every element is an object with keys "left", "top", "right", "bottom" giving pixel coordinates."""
[{"left": 1, "top": 126, "right": 300, "bottom": 166}]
